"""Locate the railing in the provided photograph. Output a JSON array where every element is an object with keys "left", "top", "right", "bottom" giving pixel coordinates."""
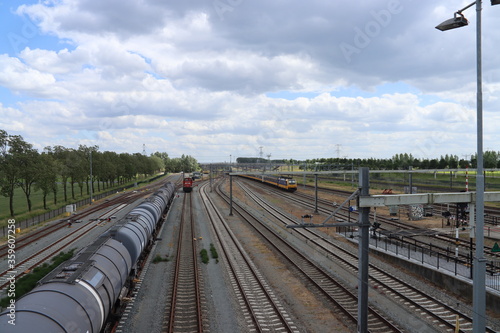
[{"left": 339, "top": 227, "right": 500, "bottom": 292}]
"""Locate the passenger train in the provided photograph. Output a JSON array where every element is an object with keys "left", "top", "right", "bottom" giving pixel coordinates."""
[
  {"left": 239, "top": 174, "right": 298, "bottom": 192},
  {"left": 0, "top": 182, "right": 176, "bottom": 333}
]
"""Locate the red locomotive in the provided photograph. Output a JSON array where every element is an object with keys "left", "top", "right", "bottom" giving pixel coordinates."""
[{"left": 183, "top": 177, "right": 193, "bottom": 192}]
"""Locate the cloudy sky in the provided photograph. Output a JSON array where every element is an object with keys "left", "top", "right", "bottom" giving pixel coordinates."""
[{"left": 1, "top": 1, "right": 500, "bottom": 162}]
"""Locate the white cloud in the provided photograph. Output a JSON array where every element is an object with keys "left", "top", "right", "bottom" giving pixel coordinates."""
[
  {"left": 0, "top": 54, "right": 59, "bottom": 95},
  {"left": 1, "top": 1, "right": 499, "bottom": 161}
]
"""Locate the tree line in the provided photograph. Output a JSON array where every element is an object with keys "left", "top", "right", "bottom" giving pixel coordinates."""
[
  {"left": 0, "top": 129, "right": 198, "bottom": 217},
  {"left": 238, "top": 152, "right": 500, "bottom": 171},
  {"left": 298, "top": 152, "right": 500, "bottom": 171}
]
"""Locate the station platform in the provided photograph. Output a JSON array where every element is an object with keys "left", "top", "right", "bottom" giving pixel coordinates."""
[{"left": 346, "top": 232, "right": 500, "bottom": 312}]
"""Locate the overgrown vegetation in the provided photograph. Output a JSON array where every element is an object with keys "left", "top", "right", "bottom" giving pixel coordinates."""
[
  {"left": 0, "top": 249, "right": 75, "bottom": 308},
  {"left": 200, "top": 249, "right": 209, "bottom": 264},
  {"left": 152, "top": 254, "right": 169, "bottom": 263},
  {"left": 210, "top": 243, "right": 219, "bottom": 263}
]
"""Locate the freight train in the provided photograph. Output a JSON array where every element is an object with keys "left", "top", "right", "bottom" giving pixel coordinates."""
[
  {"left": 239, "top": 174, "right": 297, "bottom": 192},
  {"left": 0, "top": 181, "right": 176, "bottom": 333}
]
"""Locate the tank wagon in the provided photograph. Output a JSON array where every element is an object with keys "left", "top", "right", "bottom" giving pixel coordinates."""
[
  {"left": 0, "top": 181, "right": 176, "bottom": 333},
  {"left": 240, "top": 174, "right": 297, "bottom": 192}
]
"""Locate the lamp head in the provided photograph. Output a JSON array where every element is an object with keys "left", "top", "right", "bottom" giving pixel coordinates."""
[{"left": 435, "top": 13, "right": 468, "bottom": 31}]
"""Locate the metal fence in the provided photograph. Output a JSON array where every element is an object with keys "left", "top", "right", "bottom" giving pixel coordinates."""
[
  {"left": 1, "top": 188, "right": 123, "bottom": 237},
  {"left": 339, "top": 227, "right": 500, "bottom": 292}
]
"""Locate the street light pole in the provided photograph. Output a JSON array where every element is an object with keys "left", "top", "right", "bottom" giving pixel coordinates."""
[
  {"left": 472, "top": 2, "right": 486, "bottom": 331},
  {"left": 435, "top": 1, "right": 495, "bottom": 331}
]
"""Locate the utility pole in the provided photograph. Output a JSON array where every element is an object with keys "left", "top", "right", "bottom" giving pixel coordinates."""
[
  {"left": 229, "top": 175, "right": 233, "bottom": 216},
  {"left": 89, "top": 150, "right": 93, "bottom": 205}
]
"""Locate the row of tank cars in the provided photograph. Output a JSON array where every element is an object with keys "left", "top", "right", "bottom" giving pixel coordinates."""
[{"left": 0, "top": 181, "right": 176, "bottom": 333}]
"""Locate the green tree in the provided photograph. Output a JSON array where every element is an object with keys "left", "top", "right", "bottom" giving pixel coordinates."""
[
  {"left": 93, "top": 151, "right": 105, "bottom": 191},
  {"left": 484, "top": 151, "right": 498, "bottom": 168},
  {"left": 102, "top": 151, "right": 119, "bottom": 187},
  {"left": 0, "top": 134, "right": 37, "bottom": 215},
  {"left": 180, "top": 154, "right": 198, "bottom": 173},
  {"left": 120, "top": 153, "right": 137, "bottom": 183},
  {"left": 35, "top": 152, "right": 58, "bottom": 209},
  {"left": 429, "top": 158, "right": 439, "bottom": 169},
  {"left": 52, "top": 146, "right": 71, "bottom": 202},
  {"left": 0, "top": 130, "right": 18, "bottom": 216},
  {"left": 153, "top": 152, "right": 169, "bottom": 172},
  {"left": 438, "top": 156, "right": 447, "bottom": 169},
  {"left": 150, "top": 155, "right": 165, "bottom": 173},
  {"left": 448, "top": 155, "right": 459, "bottom": 169},
  {"left": 66, "top": 148, "right": 85, "bottom": 199},
  {"left": 13, "top": 136, "right": 40, "bottom": 212}
]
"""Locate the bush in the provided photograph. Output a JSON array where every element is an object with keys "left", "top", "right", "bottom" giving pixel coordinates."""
[
  {"left": 210, "top": 243, "right": 218, "bottom": 260},
  {"left": 200, "top": 249, "right": 209, "bottom": 264},
  {"left": 152, "top": 254, "right": 169, "bottom": 263},
  {"left": 0, "top": 249, "right": 75, "bottom": 308}
]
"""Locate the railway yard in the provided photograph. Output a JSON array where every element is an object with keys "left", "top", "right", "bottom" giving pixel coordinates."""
[{"left": 1, "top": 172, "right": 500, "bottom": 332}]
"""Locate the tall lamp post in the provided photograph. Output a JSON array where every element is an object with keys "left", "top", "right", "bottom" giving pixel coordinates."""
[{"left": 436, "top": 1, "right": 499, "bottom": 332}]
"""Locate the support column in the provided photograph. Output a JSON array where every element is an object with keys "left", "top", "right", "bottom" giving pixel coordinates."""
[
  {"left": 314, "top": 174, "right": 319, "bottom": 214},
  {"left": 209, "top": 164, "right": 213, "bottom": 192},
  {"left": 357, "top": 167, "right": 370, "bottom": 332},
  {"left": 229, "top": 175, "right": 233, "bottom": 216}
]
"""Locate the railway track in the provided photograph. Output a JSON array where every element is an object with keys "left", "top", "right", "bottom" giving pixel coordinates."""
[
  {"left": 235, "top": 178, "right": 500, "bottom": 332},
  {"left": 163, "top": 192, "right": 205, "bottom": 332},
  {"left": 200, "top": 181, "right": 299, "bottom": 333},
  {"left": 0, "top": 186, "right": 164, "bottom": 293},
  {"left": 223, "top": 180, "right": 404, "bottom": 332},
  {"left": 261, "top": 181, "right": 500, "bottom": 271},
  {"left": 0, "top": 190, "right": 145, "bottom": 259}
]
